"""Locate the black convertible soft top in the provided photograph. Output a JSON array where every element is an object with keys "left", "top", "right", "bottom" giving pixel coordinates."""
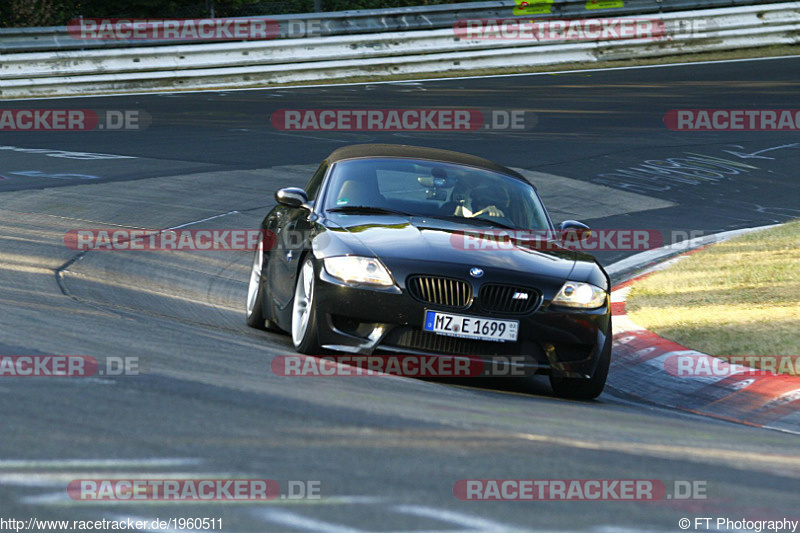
[{"left": 326, "top": 144, "right": 527, "bottom": 181}]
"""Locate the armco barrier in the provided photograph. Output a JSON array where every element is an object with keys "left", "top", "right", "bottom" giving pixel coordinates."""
[{"left": 0, "top": 3, "right": 798, "bottom": 98}]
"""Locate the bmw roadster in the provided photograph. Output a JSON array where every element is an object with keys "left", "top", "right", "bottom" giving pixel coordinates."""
[{"left": 246, "top": 144, "right": 611, "bottom": 399}]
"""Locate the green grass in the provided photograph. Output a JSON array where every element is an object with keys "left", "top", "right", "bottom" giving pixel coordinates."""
[{"left": 626, "top": 220, "right": 800, "bottom": 374}]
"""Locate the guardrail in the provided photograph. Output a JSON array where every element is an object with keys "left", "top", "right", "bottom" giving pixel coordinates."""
[
  {"left": 0, "top": 0, "right": 790, "bottom": 53},
  {"left": 0, "top": 2, "right": 798, "bottom": 98}
]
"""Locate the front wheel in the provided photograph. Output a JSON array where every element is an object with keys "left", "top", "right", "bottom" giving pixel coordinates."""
[
  {"left": 246, "top": 238, "right": 280, "bottom": 331},
  {"left": 245, "top": 239, "right": 267, "bottom": 328},
  {"left": 549, "top": 333, "right": 611, "bottom": 401},
  {"left": 291, "top": 258, "right": 322, "bottom": 353}
]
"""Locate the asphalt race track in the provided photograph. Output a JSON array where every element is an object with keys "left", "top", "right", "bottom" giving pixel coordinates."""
[{"left": 1, "top": 56, "right": 799, "bottom": 532}]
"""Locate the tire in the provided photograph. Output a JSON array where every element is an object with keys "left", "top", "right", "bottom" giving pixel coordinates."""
[
  {"left": 245, "top": 238, "right": 280, "bottom": 331},
  {"left": 291, "top": 258, "right": 322, "bottom": 354},
  {"left": 549, "top": 333, "right": 611, "bottom": 401}
]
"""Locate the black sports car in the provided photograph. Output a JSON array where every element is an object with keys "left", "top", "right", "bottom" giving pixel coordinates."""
[{"left": 246, "top": 144, "right": 611, "bottom": 399}]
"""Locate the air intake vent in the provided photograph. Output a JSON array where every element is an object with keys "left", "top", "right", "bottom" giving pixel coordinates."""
[
  {"left": 478, "top": 284, "right": 540, "bottom": 315},
  {"left": 392, "top": 329, "right": 510, "bottom": 356},
  {"left": 407, "top": 276, "right": 472, "bottom": 309}
]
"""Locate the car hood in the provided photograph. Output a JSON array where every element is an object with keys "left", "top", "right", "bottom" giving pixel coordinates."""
[{"left": 323, "top": 214, "right": 586, "bottom": 283}]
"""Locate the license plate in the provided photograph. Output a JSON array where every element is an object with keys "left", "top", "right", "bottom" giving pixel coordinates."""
[{"left": 423, "top": 310, "right": 518, "bottom": 343}]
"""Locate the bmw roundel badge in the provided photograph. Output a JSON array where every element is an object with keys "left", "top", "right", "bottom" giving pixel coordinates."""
[{"left": 469, "top": 267, "right": 484, "bottom": 278}]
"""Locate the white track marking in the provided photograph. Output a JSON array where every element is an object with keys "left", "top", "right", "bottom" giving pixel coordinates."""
[
  {"left": 392, "top": 504, "right": 515, "bottom": 531},
  {"left": 269, "top": 495, "right": 386, "bottom": 505},
  {"left": 23, "top": 491, "right": 386, "bottom": 506},
  {"left": 253, "top": 508, "right": 368, "bottom": 532},
  {"left": 606, "top": 224, "right": 781, "bottom": 278},
  {"left": 6, "top": 471, "right": 206, "bottom": 490},
  {"left": 166, "top": 211, "right": 239, "bottom": 230},
  {"left": 4, "top": 55, "right": 799, "bottom": 102},
  {"left": 21, "top": 491, "right": 76, "bottom": 505},
  {"left": 0, "top": 458, "right": 202, "bottom": 469},
  {"left": 0, "top": 145, "right": 135, "bottom": 159},
  {"left": 763, "top": 425, "right": 800, "bottom": 436}
]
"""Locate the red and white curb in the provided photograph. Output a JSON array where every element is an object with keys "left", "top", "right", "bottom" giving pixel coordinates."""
[
  {"left": 608, "top": 245, "right": 800, "bottom": 434},
  {"left": 609, "top": 226, "right": 800, "bottom": 433}
]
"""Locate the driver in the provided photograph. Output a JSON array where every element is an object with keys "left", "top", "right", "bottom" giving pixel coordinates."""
[{"left": 467, "top": 185, "right": 509, "bottom": 218}]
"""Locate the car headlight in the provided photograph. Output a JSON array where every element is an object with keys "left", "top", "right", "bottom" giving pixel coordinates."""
[
  {"left": 323, "top": 256, "right": 395, "bottom": 287},
  {"left": 552, "top": 281, "right": 606, "bottom": 309}
]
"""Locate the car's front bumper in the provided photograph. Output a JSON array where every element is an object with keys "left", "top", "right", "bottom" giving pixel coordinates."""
[{"left": 314, "top": 267, "right": 611, "bottom": 379}]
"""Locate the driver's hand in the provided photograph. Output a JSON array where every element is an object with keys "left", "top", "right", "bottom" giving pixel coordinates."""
[{"left": 472, "top": 205, "right": 505, "bottom": 218}]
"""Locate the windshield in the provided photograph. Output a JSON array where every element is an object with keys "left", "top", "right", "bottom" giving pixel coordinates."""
[{"left": 322, "top": 158, "right": 551, "bottom": 230}]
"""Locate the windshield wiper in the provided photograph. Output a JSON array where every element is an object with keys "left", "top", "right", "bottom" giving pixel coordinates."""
[
  {"left": 425, "top": 214, "right": 522, "bottom": 231},
  {"left": 327, "top": 207, "right": 523, "bottom": 231},
  {"left": 326, "top": 205, "right": 416, "bottom": 217}
]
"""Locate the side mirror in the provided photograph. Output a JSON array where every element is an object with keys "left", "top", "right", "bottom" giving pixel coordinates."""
[
  {"left": 275, "top": 187, "right": 310, "bottom": 209},
  {"left": 558, "top": 220, "right": 591, "bottom": 240}
]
